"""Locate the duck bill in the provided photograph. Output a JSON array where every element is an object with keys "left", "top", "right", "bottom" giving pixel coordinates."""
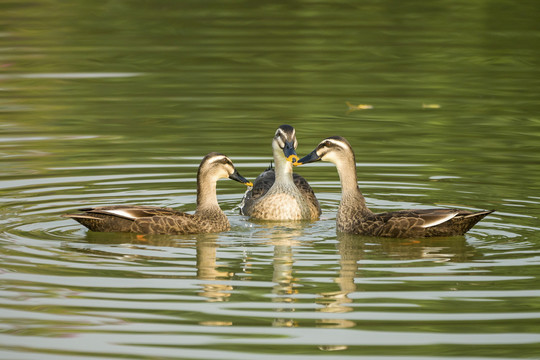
[
  {"left": 283, "top": 141, "right": 299, "bottom": 164},
  {"left": 229, "top": 170, "right": 253, "bottom": 187},
  {"left": 295, "top": 149, "right": 321, "bottom": 166}
]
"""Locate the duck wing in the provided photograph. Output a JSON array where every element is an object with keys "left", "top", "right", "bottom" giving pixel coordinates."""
[
  {"left": 69, "top": 205, "right": 184, "bottom": 219},
  {"left": 238, "top": 167, "right": 275, "bottom": 215},
  {"left": 250, "top": 168, "right": 276, "bottom": 200},
  {"left": 292, "top": 173, "right": 321, "bottom": 218},
  {"left": 369, "top": 208, "right": 494, "bottom": 238}
]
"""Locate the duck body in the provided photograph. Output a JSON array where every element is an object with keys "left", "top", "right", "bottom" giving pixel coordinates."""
[
  {"left": 64, "top": 205, "right": 231, "bottom": 235},
  {"left": 338, "top": 206, "right": 493, "bottom": 237},
  {"left": 240, "top": 166, "right": 320, "bottom": 220},
  {"left": 239, "top": 125, "right": 321, "bottom": 221},
  {"left": 297, "top": 136, "right": 494, "bottom": 238},
  {"left": 64, "top": 153, "right": 251, "bottom": 235}
]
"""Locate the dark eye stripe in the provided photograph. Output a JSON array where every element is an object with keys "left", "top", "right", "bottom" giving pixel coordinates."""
[
  {"left": 207, "top": 155, "right": 232, "bottom": 166},
  {"left": 322, "top": 138, "right": 348, "bottom": 149}
]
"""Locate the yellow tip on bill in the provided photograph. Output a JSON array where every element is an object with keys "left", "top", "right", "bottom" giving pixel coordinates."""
[
  {"left": 287, "top": 154, "right": 299, "bottom": 164},
  {"left": 245, "top": 181, "right": 253, "bottom": 187}
]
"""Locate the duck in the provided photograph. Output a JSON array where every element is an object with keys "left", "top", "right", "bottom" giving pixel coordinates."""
[
  {"left": 296, "top": 136, "right": 494, "bottom": 237},
  {"left": 63, "top": 152, "right": 252, "bottom": 234},
  {"left": 239, "top": 124, "right": 321, "bottom": 221}
]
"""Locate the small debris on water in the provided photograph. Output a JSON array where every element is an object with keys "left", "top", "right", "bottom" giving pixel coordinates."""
[
  {"left": 346, "top": 101, "right": 373, "bottom": 113},
  {"left": 422, "top": 103, "right": 441, "bottom": 109}
]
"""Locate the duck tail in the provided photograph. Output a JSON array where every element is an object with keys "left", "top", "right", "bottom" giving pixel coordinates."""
[{"left": 463, "top": 209, "right": 495, "bottom": 219}]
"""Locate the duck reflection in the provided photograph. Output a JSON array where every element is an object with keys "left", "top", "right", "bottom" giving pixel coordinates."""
[
  {"left": 338, "top": 233, "right": 480, "bottom": 262},
  {"left": 68, "top": 221, "right": 481, "bottom": 343},
  {"left": 70, "top": 231, "right": 234, "bottom": 303},
  {"left": 195, "top": 233, "right": 233, "bottom": 302},
  {"left": 315, "top": 233, "right": 480, "bottom": 352},
  {"left": 249, "top": 222, "right": 305, "bottom": 328},
  {"left": 78, "top": 230, "right": 199, "bottom": 248},
  {"left": 269, "top": 225, "right": 302, "bottom": 328},
  {"left": 315, "top": 233, "right": 363, "bottom": 344}
]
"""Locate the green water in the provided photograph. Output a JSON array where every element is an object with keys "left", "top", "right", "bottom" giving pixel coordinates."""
[{"left": 1, "top": 1, "right": 540, "bottom": 359}]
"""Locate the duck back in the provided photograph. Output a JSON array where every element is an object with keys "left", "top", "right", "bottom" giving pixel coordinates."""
[
  {"left": 64, "top": 205, "right": 230, "bottom": 235},
  {"left": 338, "top": 207, "right": 494, "bottom": 238}
]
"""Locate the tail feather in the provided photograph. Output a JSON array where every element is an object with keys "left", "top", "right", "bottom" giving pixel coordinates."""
[{"left": 463, "top": 210, "right": 495, "bottom": 219}]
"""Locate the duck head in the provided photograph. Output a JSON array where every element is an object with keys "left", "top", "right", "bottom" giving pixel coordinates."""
[
  {"left": 295, "top": 136, "right": 355, "bottom": 166},
  {"left": 199, "top": 152, "right": 252, "bottom": 186},
  {"left": 272, "top": 124, "right": 299, "bottom": 164}
]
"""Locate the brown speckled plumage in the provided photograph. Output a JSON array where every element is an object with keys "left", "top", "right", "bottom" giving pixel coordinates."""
[
  {"left": 66, "top": 205, "right": 230, "bottom": 235},
  {"left": 64, "top": 153, "right": 251, "bottom": 235},
  {"left": 337, "top": 205, "right": 493, "bottom": 238},
  {"left": 297, "top": 136, "right": 494, "bottom": 238},
  {"left": 239, "top": 125, "right": 321, "bottom": 221}
]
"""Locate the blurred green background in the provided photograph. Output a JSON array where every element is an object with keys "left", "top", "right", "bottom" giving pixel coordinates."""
[{"left": 1, "top": 1, "right": 540, "bottom": 359}]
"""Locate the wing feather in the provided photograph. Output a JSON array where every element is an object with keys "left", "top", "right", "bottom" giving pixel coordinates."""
[
  {"left": 420, "top": 211, "right": 459, "bottom": 228},
  {"left": 79, "top": 205, "right": 186, "bottom": 221}
]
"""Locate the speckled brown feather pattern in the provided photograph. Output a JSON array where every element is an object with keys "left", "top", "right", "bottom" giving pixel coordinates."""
[
  {"left": 337, "top": 206, "right": 493, "bottom": 238},
  {"left": 239, "top": 168, "right": 321, "bottom": 220},
  {"left": 64, "top": 205, "right": 230, "bottom": 235}
]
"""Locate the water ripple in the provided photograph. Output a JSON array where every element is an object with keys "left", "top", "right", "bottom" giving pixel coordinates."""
[{"left": 0, "top": 72, "right": 142, "bottom": 80}]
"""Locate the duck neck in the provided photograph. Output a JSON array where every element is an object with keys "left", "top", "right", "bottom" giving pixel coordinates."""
[
  {"left": 273, "top": 148, "right": 295, "bottom": 187},
  {"left": 195, "top": 175, "right": 222, "bottom": 215},
  {"left": 335, "top": 157, "right": 372, "bottom": 215}
]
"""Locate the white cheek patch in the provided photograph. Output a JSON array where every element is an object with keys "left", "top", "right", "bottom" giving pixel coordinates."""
[
  {"left": 321, "top": 150, "right": 339, "bottom": 163},
  {"left": 275, "top": 136, "right": 285, "bottom": 149},
  {"left": 218, "top": 168, "right": 232, "bottom": 181}
]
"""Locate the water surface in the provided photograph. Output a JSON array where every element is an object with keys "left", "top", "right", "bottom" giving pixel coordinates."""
[{"left": 1, "top": 1, "right": 540, "bottom": 359}]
